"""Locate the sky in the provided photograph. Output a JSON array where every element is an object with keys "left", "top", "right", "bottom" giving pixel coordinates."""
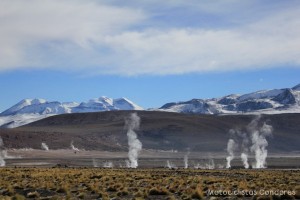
[{"left": 0, "top": 0, "right": 300, "bottom": 111}]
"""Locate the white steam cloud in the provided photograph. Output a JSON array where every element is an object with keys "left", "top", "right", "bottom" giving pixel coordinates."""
[
  {"left": 226, "top": 115, "right": 273, "bottom": 169},
  {"left": 92, "top": 159, "right": 114, "bottom": 168},
  {"left": 0, "top": 137, "right": 6, "bottom": 167},
  {"left": 240, "top": 131, "right": 250, "bottom": 169},
  {"left": 226, "top": 139, "right": 236, "bottom": 168},
  {"left": 103, "top": 161, "right": 114, "bottom": 168},
  {"left": 125, "top": 160, "right": 131, "bottom": 168},
  {"left": 41, "top": 142, "right": 49, "bottom": 151},
  {"left": 241, "top": 153, "right": 249, "bottom": 169},
  {"left": 184, "top": 151, "right": 190, "bottom": 169},
  {"left": 70, "top": 141, "right": 80, "bottom": 152},
  {"left": 207, "top": 159, "right": 215, "bottom": 170},
  {"left": 194, "top": 159, "right": 217, "bottom": 169},
  {"left": 125, "top": 113, "right": 142, "bottom": 168},
  {"left": 249, "top": 119, "right": 273, "bottom": 169},
  {"left": 166, "top": 160, "right": 177, "bottom": 169},
  {"left": 92, "top": 158, "right": 99, "bottom": 167}
]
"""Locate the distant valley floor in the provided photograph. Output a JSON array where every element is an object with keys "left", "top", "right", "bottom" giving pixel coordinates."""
[{"left": 4, "top": 149, "right": 300, "bottom": 168}]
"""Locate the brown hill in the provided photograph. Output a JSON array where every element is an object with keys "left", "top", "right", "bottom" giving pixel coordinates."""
[{"left": 0, "top": 111, "right": 299, "bottom": 153}]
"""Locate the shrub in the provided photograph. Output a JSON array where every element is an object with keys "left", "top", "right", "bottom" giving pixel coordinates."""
[{"left": 148, "top": 187, "right": 169, "bottom": 195}]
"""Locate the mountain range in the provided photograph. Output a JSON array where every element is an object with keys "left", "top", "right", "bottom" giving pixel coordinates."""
[
  {"left": 158, "top": 84, "right": 300, "bottom": 114},
  {"left": 0, "top": 84, "right": 299, "bottom": 128},
  {"left": 0, "top": 97, "right": 142, "bottom": 128}
]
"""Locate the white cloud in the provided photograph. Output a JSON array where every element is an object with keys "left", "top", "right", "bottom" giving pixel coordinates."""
[
  {"left": 97, "top": 6, "right": 300, "bottom": 75},
  {"left": 0, "top": 0, "right": 300, "bottom": 75},
  {"left": 101, "top": 28, "right": 300, "bottom": 75},
  {"left": 0, "top": 0, "right": 145, "bottom": 70}
]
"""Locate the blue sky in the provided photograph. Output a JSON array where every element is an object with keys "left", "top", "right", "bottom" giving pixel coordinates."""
[{"left": 0, "top": 0, "right": 300, "bottom": 111}]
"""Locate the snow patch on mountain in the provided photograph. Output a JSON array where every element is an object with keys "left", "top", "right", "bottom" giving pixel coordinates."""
[
  {"left": 0, "top": 114, "right": 55, "bottom": 128},
  {"left": 238, "top": 89, "right": 282, "bottom": 101}
]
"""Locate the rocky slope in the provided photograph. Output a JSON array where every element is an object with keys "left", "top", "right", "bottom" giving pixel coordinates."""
[{"left": 0, "top": 111, "right": 299, "bottom": 153}]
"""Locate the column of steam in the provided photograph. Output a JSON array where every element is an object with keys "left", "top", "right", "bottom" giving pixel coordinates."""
[
  {"left": 250, "top": 122, "right": 272, "bottom": 168},
  {"left": 71, "top": 141, "right": 80, "bottom": 152},
  {"left": 240, "top": 133, "right": 250, "bottom": 169},
  {"left": 226, "top": 116, "right": 273, "bottom": 169},
  {"left": 241, "top": 153, "right": 249, "bottom": 169},
  {"left": 0, "top": 137, "right": 5, "bottom": 167},
  {"left": 226, "top": 139, "right": 235, "bottom": 168},
  {"left": 41, "top": 142, "right": 49, "bottom": 151},
  {"left": 126, "top": 113, "right": 142, "bottom": 168},
  {"left": 226, "top": 137, "right": 251, "bottom": 169},
  {"left": 184, "top": 151, "right": 190, "bottom": 169},
  {"left": 166, "top": 160, "right": 172, "bottom": 169}
]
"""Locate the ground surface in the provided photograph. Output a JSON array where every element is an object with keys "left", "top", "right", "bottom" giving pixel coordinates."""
[
  {"left": 4, "top": 150, "right": 300, "bottom": 168},
  {"left": 0, "top": 168, "right": 299, "bottom": 200}
]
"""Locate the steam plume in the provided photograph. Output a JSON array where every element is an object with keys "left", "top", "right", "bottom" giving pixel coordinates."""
[
  {"left": 125, "top": 113, "right": 142, "bottom": 168},
  {"left": 226, "top": 139, "right": 236, "bottom": 168},
  {"left": 125, "top": 160, "right": 131, "bottom": 168},
  {"left": 103, "top": 161, "right": 114, "bottom": 168},
  {"left": 0, "top": 137, "right": 5, "bottom": 167},
  {"left": 70, "top": 141, "right": 80, "bottom": 152},
  {"left": 92, "top": 159, "right": 99, "bottom": 167},
  {"left": 194, "top": 159, "right": 216, "bottom": 169},
  {"left": 207, "top": 159, "right": 215, "bottom": 169},
  {"left": 166, "top": 160, "right": 177, "bottom": 169},
  {"left": 241, "top": 153, "right": 249, "bottom": 169},
  {"left": 240, "top": 131, "right": 250, "bottom": 169},
  {"left": 184, "top": 151, "right": 190, "bottom": 169},
  {"left": 41, "top": 142, "right": 49, "bottom": 151},
  {"left": 250, "top": 121, "right": 272, "bottom": 168},
  {"left": 226, "top": 115, "right": 273, "bottom": 169}
]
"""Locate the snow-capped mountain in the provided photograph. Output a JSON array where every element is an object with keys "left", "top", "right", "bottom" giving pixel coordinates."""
[
  {"left": 1, "top": 84, "right": 300, "bottom": 128},
  {"left": 72, "top": 97, "right": 142, "bottom": 113},
  {"left": 0, "top": 99, "right": 76, "bottom": 116},
  {"left": 158, "top": 84, "right": 300, "bottom": 114},
  {"left": 0, "top": 97, "right": 143, "bottom": 128}
]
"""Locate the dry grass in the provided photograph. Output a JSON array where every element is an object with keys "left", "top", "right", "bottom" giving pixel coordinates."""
[{"left": 0, "top": 168, "right": 299, "bottom": 199}]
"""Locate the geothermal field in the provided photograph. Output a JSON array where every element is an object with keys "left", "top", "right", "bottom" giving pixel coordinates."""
[{"left": 0, "top": 111, "right": 300, "bottom": 199}]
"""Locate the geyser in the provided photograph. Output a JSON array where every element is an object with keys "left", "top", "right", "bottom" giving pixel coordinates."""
[
  {"left": 41, "top": 142, "right": 49, "bottom": 151},
  {"left": 226, "top": 116, "right": 273, "bottom": 169},
  {"left": 125, "top": 113, "right": 142, "bottom": 168},
  {"left": 166, "top": 160, "right": 177, "bottom": 169},
  {"left": 184, "top": 151, "right": 190, "bottom": 169},
  {"left": 241, "top": 153, "right": 249, "bottom": 169},
  {"left": 70, "top": 141, "right": 80, "bottom": 152},
  {"left": 226, "top": 139, "right": 236, "bottom": 168},
  {"left": 249, "top": 118, "right": 272, "bottom": 169}
]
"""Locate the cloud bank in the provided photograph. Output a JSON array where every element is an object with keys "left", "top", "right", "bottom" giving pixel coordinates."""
[{"left": 0, "top": 0, "right": 299, "bottom": 75}]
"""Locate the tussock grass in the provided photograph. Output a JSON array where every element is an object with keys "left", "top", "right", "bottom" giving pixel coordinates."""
[{"left": 0, "top": 168, "right": 299, "bottom": 199}]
